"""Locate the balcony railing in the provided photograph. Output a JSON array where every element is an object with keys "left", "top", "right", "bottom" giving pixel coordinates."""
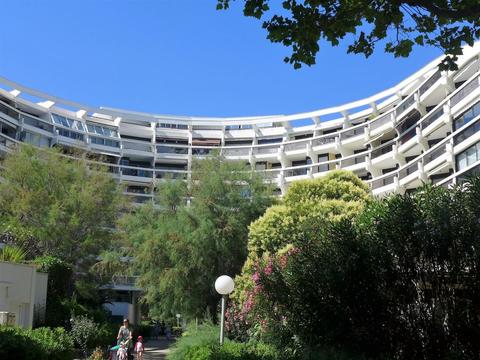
[
  {"left": 396, "top": 94, "right": 416, "bottom": 116},
  {"left": 371, "top": 175, "right": 395, "bottom": 189},
  {"left": 121, "top": 166, "right": 153, "bottom": 178},
  {"left": 0, "top": 101, "right": 20, "bottom": 120},
  {"left": 284, "top": 141, "right": 307, "bottom": 151},
  {"left": 156, "top": 145, "right": 189, "bottom": 154},
  {"left": 370, "top": 113, "right": 392, "bottom": 130},
  {"left": 371, "top": 142, "right": 393, "bottom": 159},
  {"left": 155, "top": 171, "right": 188, "bottom": 180},
  {"left": 312, "top": 135, "right": 336, "bottom": 147},
  {"left": 341, "top": 126, "right": 364, "bottom": 140},
  {"left": 450, "top": 76, "right": 479, "bottom": 107},
  {"left": 398, "top": 162, "right": 418, "bottom": 179},
  {"left": 21, "top": 115, "right": 54, "bottom": 133},
  {"left": 419, "top": 70, "right": 442, "bottom": 95},
  {"left": 254, "top": 145, "right": 278, "bottom": 155},
  {"left": 123, "top": 141, "right": 152, "bottom": 152},
  {"left": 421, "top": 108, "right": 444, "bottom": 129},
  {"left": 222, "top": 147, "right": 250, "bottom": 156},
  {"left": 423, "top": 144, "right": 446, "bottom": 165}
]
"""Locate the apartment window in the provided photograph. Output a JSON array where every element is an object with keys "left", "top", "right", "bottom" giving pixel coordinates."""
[
  {"left": 90, "top": 136, "right": 120, "bottom": 148},
  {"left": 57, "top": 128, "right": 84, "bottom": 141},
  {"left": 318, "top": 154, "right": 329, "bottom": 172},
  {"left": 456, "top": 142, "right": 480, "bottom": 171},
  {"left": 225, "top": 140, "right": 252, "bottom": 146},
  {"left": 454, "top": 101, "right": 480, "bottom": 130},
  {"left": 21, "top": 131, "right": 50, "bottom": 147},
  {"left": 258, "top": 138, "right": 282, "bottom": 145},
  {"left": 86, "top": 122, "right": 118, "bottom": 137},
  {"left": 158, "top": 123, "right": 188, "bottom": 130},
  {"left": 52, "top": 114, "right": 85, "bottom": 131},
  {"left": 156, "top": 138, "right": 188, "bottom": 145},
  {"left": 454, "top": 120, "right": 480, "bottom": 145}
]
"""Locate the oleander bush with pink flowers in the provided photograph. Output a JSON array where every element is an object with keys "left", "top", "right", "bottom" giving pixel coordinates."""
[{"left": 225, "top": 172, "right": 480, "bottom": 359}]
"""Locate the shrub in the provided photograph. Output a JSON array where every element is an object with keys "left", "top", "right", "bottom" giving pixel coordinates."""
[
  {"left": 70, "top": 315, "right": 98, "bottom": 358},
  {"left": 168, "top": 322, "right": 218, "bottom": 360},
  {"left": 174, "top": 341, "right": 287, "bottom": 360},
  {"left": 0, "top": 325, "right": 74, "bottom": 360},
  {"left": 29, "top": 327, "right": 74, "bottom": 360}
]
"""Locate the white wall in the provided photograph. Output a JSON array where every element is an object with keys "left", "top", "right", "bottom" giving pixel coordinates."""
[{"left": 0, "top": 261, "right": 48, "bottom": 329}]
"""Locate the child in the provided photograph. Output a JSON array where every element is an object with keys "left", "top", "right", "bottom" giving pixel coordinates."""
[
  {"left": 134, "top": 336, "right": 145, "bottom": 360},
  {"left": 117, "top": 342, "right": 128, "bottom": 360}
]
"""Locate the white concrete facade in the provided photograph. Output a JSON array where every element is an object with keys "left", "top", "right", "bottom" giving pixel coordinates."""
[
  {"left": 0, "top": 261, "right": 48, "bottom": 329},
  {"left": 2, "top": 44, "right": 480, "bottom": 201}
]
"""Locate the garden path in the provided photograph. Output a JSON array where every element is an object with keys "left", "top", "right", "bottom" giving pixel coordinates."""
[{"left": 142, "top": 338, "right": 174, "bottom": 360}]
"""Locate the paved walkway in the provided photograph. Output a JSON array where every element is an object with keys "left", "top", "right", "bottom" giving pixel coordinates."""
[{"left": 143, "top": 338, "right": 175, "bottom": 360}]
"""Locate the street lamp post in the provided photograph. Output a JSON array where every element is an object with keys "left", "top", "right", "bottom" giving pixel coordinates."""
[{"left": 215, "top": 275, "right": 235, "bottom": 345}]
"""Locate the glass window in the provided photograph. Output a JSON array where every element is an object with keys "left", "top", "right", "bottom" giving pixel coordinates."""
[
  {"left": 51, "top": 114, "right": 65, "bottom": 125},
  {"left": 454, "top": 102, "right": 480, "bottom": 130}
]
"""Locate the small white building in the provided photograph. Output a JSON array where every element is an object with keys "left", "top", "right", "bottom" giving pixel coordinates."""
[{"left": 0, "top": 261, "right": 48, "bottom": 328}]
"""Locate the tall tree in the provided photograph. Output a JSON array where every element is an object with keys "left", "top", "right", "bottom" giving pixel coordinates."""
[
  {"left": 217, "top": 0, "right": 480, "bottom": 70},
  {"left": 125, "top": 155, "right": 274, "bottom": 319},
  {"left": 0, "top": 145, "right": 124, "bottom": 265}
]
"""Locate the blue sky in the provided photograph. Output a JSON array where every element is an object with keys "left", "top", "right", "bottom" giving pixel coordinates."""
[{"left": 0, "top": 0, "right": 441, "bottom": 118}]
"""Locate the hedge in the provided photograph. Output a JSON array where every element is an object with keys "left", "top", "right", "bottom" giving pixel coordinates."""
[
  {"left": 175, "top": 341, "right": 287, "bottom": 360},
  {"left": 0, "top": 326, "right": 74, "bottom": 360}
]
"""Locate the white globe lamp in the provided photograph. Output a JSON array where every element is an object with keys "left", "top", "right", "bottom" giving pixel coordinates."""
[
  {"left": 215, "top": 275, "right": 235, "bottom": 295},
  {"left": 215, "top": 275, "right": 235, "bottom": 345}
]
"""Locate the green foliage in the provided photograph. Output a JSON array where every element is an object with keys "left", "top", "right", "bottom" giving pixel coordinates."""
[
  {"left": 0, "top": 145, "right": 124, "bottom": 264},
  {"left": 236, "top": 179, "right": 480, "bottom": 359},
  {"left": 230, "top": 170, "right": 370, "bottom": 325},
  {"left": 0, "top": 325, "right": 74, "bottom": 360},
  {"left": 168, "top": 322, "right": 219, "bottom": 360},
  {"left": 34, "top": 256, "right": 73, "bottom": 327},
  {"left": 284, "top": 170, "right": 370, "bottom": 206},
  {"left": 248, "top": 170, "right": 370, "bottom": 257},
  {"left": 217, "top": 0, "right": 480, "bottom": 70},
  {"left": 125, "top": 154, "right": 274, "bottom": 319},
  {"left": 0, "top": 244, "right": 27, "bottom": 263},
  {"left": 168, "top": 323, "right": 286, "bottom": 360},
  {"left": 69, "top": 315, "right": 99, "bottom": 358}
]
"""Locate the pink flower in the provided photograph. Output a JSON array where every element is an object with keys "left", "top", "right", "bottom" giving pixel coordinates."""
[{"left": 264, "top": 264, "right": 272, "bottom": 276}]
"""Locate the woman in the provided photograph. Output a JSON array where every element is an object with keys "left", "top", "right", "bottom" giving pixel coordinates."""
[{"left": 117, "top": 319, "right": 133, "bottom": 358}]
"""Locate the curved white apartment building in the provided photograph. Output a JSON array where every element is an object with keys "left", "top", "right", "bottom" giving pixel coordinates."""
[{"left": 2, "top": 44, "right": 480, "bottom": 203}]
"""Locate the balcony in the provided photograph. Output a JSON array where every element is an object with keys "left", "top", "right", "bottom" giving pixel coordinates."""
[
  {"left": 340, "top": 126, "right": 364, "bottom": 142},
  {"left": 155, "top": 170, "right": 188, "bottom": 180},
  {"left": 371, "top": 142, "right": 393, "bottom": 159},
  {"left": 121, "top": 166, "right": 153, "bottom": 181},
  {"left": 450, "top": 76, "right": 480, "bottom": 108},
  {"left": 419, "top": 70, "right": 442, "bottom": 96},
  {"left": 284, "top": 141, "right": 307, "bottom": 152},
  {"left": 396, "top": 94, "right": 416, "bottom": 118},
  {"left": 122, "top": 141, "right": 153, "bottom": 153},
  {"left": 21, "top": 115, "right": 53, "bottom": 134},
  {"left": 222, "top": 147, "right": 250, "bottom": 157},
  {"left": 156, "top": 145, "right": 189, "bottom": 155},
  {"left": 421, "top": 107, "right": 444, "bottom": 131},
  {"left": 254, "top": 145, "right": 278, "bottom": 155},
  {"left": 0, "top": 101, "right": 20, "bottom": 121},
  {"left": 312, "top": 135, "right": 336, "bottom": 147}
]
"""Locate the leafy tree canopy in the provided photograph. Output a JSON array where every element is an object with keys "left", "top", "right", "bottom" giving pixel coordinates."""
[
  {"left": 0, "top": 145, "right": 124, "bottom": 265},
  {"left": 217, "top": 0, "right": 480, "bottom": 70},
  {"left": 124, "top": 155, "right": 274, "bottom": 319}
]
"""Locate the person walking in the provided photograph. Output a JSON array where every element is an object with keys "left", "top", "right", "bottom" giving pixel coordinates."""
[
  {"left": 134, "top": 336, "right": 145, "bottom": 360},
  {"left": 117, "top": 319, "right": 133, "bottom": 359}
]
